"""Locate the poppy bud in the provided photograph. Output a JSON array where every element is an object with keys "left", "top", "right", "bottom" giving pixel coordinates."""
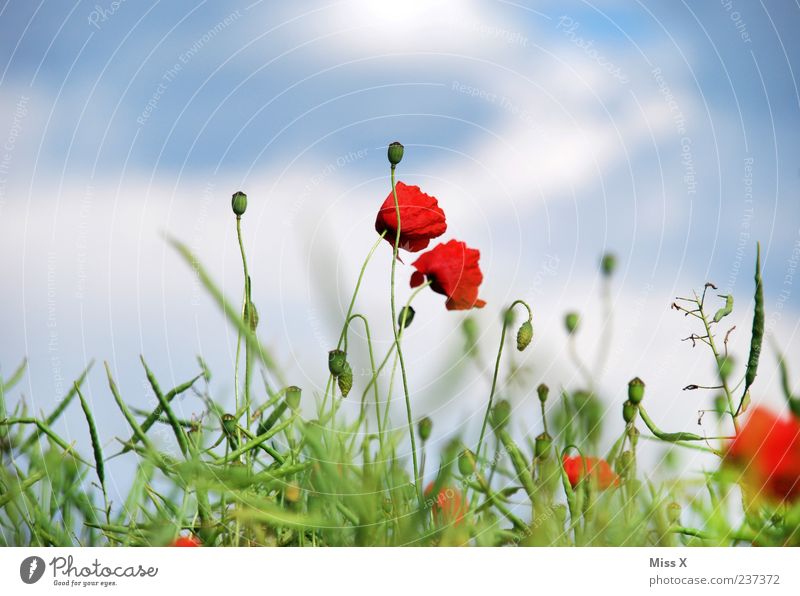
[
  {"left": 458, "top": 449, "right": 476, "bottom": 476},
  {"left": 564, "top": 312, "right": 580, "bottom": 334},
  {"left": 516, "top": 320, "right": 533, "bottom": 351},
  {"left": 398, "top": 306, "right": 416, "bottom": 329},
  {"left": 617, "top": 450, "right": 633, "bottom": 477},
  {"left": 622, "top": 400, "right": 638, "bottom": 424},
  {"left": 387, "top": 141, "right": 404, "bottom": 166},
  {"left": 328, "top": 349, "right": 347, "bottom": 377},
  {"left": 337, "top": 362, "right": 353, "bottom": 397},
  {"left": 231, "top": 191, "right": 247, "bottom": 217},
  {"left": 418, "top": 416, "right": 433, "bottom": 441},
  {"left": 537, "top": 383, "right": 549, "bottom": 403},
  {"left": 600, "top": 252, "right": 617, "bottom": 277},
  {"left": 462, "top": 317, "right": 479, "bottom": 356},
  {"left": 490, "top": 399, "right": 511, "bottom": 430},
  {"left": 628, "top": 377, "right": 645, "bottom": 404},
  {"left": 244, "top": 301, "right": 258, "bottom": 331},
  {"left": 221, "top": 413, "right": 237, "bottom": 436},
  {"left": 286, "top": 386, "right": 302, "bottom": 411},
  {"left": 535, "top": 432, "right": 552, "bottom": 459},
  {"left": 666, "top": 502, "right": 681, "bottom": 524}
]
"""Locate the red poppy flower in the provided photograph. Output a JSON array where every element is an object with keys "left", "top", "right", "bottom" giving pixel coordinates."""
[
  {"left": 562, "top": 455, "right": 619, "bottom": 489},
  {"left": 170, "top": 535, "right": 201, "bottom": 547},
  {"left": 374, "top": 182, "right": 447, "bottom": 252},
  {"left": 425, "top": 483, "right": 468, "bottom": 525},
  {"left": 726, "top": 406, "right": 800, "bottom": 502},
  {"left": 410, "top": 240, "right": 486, "bottom": 311}
]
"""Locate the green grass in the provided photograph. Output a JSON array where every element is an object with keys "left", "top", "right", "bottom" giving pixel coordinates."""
[{"left": 1, "top": 148, "right": 798, "bottom": 547}]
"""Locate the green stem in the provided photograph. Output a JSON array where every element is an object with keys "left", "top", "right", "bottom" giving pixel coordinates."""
[
  {"left": 389, "top": 165, "right": 423, "bottom": 509},
  {"left": 475, "top": 300, "right": 532, "bottom": 463},
  {"left": 236, "top": 216, "right": 252, "bottom": 432}
]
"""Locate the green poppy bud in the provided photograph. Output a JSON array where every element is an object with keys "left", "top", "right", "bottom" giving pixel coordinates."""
[
  {"left": 387, "top": 141, "right": 404, "bottom": 166},
  {"left": 717, "top": 355, "right": 734, "bottom": 381},
  {"left": 328, "top": 349, "right": 347, "bottom": 377},
  {"left": 231, "top": 191, "right": 247, "bottom": 217},
  {"left": 617, "top": 450, "right": 633, "bottom": 477},
  {"left": 286, "top": 386, "right": 302, "bottom": 411},
  {"left": 490, "top": 399, "right": 511, "bottom": 430},
  {"left": 398, "top": 306, "right": 416, "bottom": 329},
  {"left": 337, "top": 362, "right": 353, "bottom": 397},
  {"left": 537, "top": 383, "right": 549, "bottom": 403},
  {"left": 221, "top": 413, "right": 237, "bottom": 436},
  {"left": 564, "top": 311, "right": 580, "bottom": 334},
  {"left": 244, "top": 301, "right": 259, "bottom": 331},
  {"left": 417, "top": 416, "right": 433, "bottom": 442},
  {"left": 535, "top": 431, "right": 552, "bottom": 459},
  {"left": 666, "top": 502, "right": 681, "bottom": 524},
  {"left": 516, "top": 320, "right": 533, "bottom": 351},
  {"left": 462, "top": 316, "right": 479, "bottom": 356},
  {"left": 601, "top": 252, "right": 617, "bottom": 277},
  {"left": 622, "top": 400, "right": 638, "bottom": 424},
  {"left": 458, "top": 449, "right": 476, "bottom": 476},
  {"left": 628, "top": 377, "right": 645, "bottom": 404}
]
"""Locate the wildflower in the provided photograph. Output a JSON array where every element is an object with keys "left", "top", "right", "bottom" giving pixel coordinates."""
[
  {"left": 374, "top": 182, "right": 447, "bottom": 252},
  {"left": 564, "top": 312, "right": 580, "bottom": 334},
  {"left": 725, "top": 406, "right": 800, "bottom": 502},
  {"left": 425, "top": 483, "right": 468, "bottom": 525},
  {"left": 516, "top": 319, "right": 533, "bottom": 351},
  {"left": 562, "top": 455, "right": 619, "bottom": 489},
  {"left": 410, "top": 240, "right": 486, "bottom": 311},
  {"left": 170, "top": 535, "right": 201, "bottom": 547}
]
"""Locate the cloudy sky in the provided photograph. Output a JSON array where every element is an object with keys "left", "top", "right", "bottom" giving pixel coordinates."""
[{"left": 1, "top": 1, "right": 799, "bottom": 493}]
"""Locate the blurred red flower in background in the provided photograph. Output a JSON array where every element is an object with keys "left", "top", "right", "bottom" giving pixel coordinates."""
[
  {"left": 562, "top": 455, "right": 619, "bottom": 489},
  {"left": 410, "top": 240, "right": 486, "bottom": 311},
  {"left": 170, "top": 535, "right": 201, "bottom": 547},
  {"left": 375, "top": 182, "right": 447, "bottom": 252},
  {"left": 726, "top": 406, "right": 800, "bottom": 502},
  {"left": 425, "top": 483, "right": 468, "bottom": 525}
]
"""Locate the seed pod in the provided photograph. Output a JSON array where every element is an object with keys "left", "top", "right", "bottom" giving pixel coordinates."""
[
  {"left": 231, "top": 191, "right": 247, "bottom": 216},
  {"left": 739, "top": 243, "right": 764, "bottom": 414},
  {"left": 417, "top": 416, "right": 433, "bottom": 441},
  {"left": 564, "top": 312, "right": 580, "bottom": 334},
  {"left": 601, "top": 252, "right": 617, "bottom": 277},
  {"left": 398, "top": 306, "right": 416, "bottom": 329},
  {"left": 628, "top": 377, "right": 645, "bottom": 405},
  {"left": 516, "top": 320, "right": 533, "bottom": 351},
  {"left": 622, "top": 400, "right": 638, "bottom": 424},
  {"left": 535, "top": 432, "right": 552, "bottom": 459},
  {"left": 537, "top": 383, "right": 549, "bottom": 403},
  {"left": 328, "top": 349, "right": 347, "bottom": 377},
  {"left": 337, "top": 362, "right": 353, "bottom": 397},
  {"left": 490, "top": 399, "right": 511, "bottom": 431},
  {"left": 285, "top": 386, "right": 302, "bottom": 411},
  {"left": 387, "top": 141, "right": 404, "bottom": 166},
  {"left": 458, "top": 449, "right": 476, "bottom": 476}
]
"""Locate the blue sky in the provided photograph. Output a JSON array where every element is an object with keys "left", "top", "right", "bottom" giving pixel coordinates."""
[{"left": 1, "top": 1, "right": 799, "bottom": 490}]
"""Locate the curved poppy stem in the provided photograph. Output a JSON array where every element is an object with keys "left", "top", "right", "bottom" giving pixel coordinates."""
[
  {"left": 389, "top": 165, "right": 424, "bottom": 509},
  {"left": 474, "top": 299, "right": 532, "bottom": 464}
]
